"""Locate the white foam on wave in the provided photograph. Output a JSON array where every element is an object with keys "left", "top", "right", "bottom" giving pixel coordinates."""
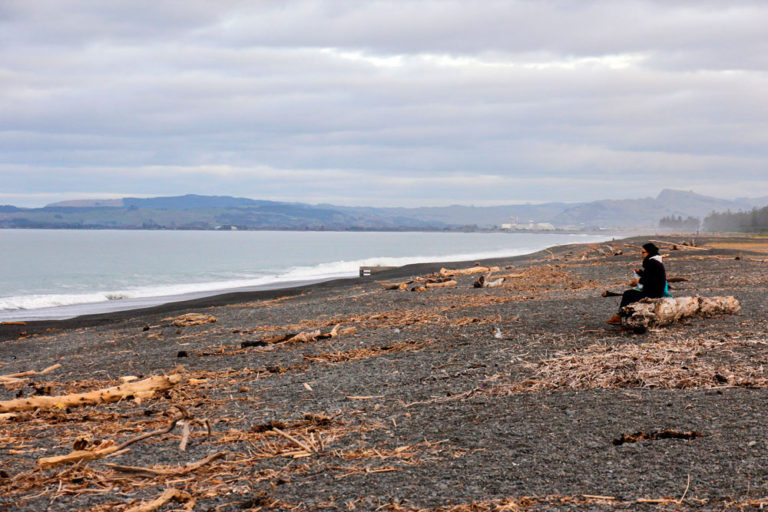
[{"left": 277, "top": 246, "right": 541, "bottom": 281}]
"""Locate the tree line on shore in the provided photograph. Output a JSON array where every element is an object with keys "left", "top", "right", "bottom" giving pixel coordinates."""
[
  {"left": 661, "top": 205, "right": 768, "bottom": 233},
  {"left": 703, "top": 206, "right": 768, "bottom": 233}
]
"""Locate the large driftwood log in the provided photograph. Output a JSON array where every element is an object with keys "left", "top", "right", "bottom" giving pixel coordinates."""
[
  {"left": 621, "top": 296, "right": 740, "bottom": 330},
  {"left": 439, "top": 266, "right": 500, "bottom": 277},
  {"left": 0, "top": 374, "right": 182, "bottom": 414}
]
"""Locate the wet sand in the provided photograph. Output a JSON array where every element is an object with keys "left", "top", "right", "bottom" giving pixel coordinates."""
[{"left": 1, "top": 235, "right": 766, "bottom": 511}]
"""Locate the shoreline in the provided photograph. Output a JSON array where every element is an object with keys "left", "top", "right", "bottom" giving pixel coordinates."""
[
  {"left": 0, "top": 234, "right": 620, "bottom": 333},
  {"left": 0, "top": 250, "right": 543, "bottom": 341}
]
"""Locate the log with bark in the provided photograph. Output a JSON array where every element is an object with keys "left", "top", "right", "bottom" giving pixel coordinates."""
[
  {"left": 621, "top": 296, "right": 740, "bottom": 331},
  {"left": 0, "top": 374, "right": 182, "bottom": 414}
]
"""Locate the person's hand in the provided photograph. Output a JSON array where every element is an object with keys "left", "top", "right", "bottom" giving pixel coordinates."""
[{"left": 629, "top": 278, "right": 639, "bottom": 287}]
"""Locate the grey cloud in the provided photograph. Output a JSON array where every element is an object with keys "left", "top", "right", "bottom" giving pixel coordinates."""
[{"left": 1, "top": 1, "right": 767, "bottom": 206}]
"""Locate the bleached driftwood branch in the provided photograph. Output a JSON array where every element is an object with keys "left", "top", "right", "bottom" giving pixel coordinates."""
[
  {"left": 439, "top": 266, "right": 499, "bottom": 277},
  {"left": 0, "top": 374, "right": 182, "bottom": 414}
]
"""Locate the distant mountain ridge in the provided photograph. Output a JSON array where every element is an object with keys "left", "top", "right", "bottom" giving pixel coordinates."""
[
  {"left": 2, "top": 189, "right": 766, "bottom": 230},
  {"left": 550, "top": 189, "right": 768, "bottom": 228}
]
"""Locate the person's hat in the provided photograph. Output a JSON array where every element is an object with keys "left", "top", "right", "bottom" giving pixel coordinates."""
[{"left": 642, "top": 242, "right": 659, "bottom": 256}]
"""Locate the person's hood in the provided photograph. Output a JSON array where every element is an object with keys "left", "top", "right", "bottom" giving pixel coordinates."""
[{"left": 649, "top": 255, "right": 663, "bottom": 263}]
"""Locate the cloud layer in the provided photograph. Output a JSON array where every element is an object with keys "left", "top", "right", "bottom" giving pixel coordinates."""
[{"left": 2, "top": 1, "right": 767, "bottom": 206}]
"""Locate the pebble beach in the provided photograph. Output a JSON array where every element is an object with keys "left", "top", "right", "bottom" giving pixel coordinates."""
[{"left": 1, "top": 235, "right": 767, "bottom": 511}]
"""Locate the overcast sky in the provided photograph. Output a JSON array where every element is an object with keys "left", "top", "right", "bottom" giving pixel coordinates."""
[{"left": 1, "top": 1, "right": 767, "bottom": 207}]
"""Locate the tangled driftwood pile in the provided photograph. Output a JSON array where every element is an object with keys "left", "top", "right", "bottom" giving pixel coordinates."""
[
  {"left": 163, "top": 313, "right": 217, "bottom": 327},
  {"left": 498, "top": 336, "right": 768, "bottom": 392}
]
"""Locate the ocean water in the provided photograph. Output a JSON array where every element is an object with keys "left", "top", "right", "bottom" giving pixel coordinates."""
[{"left": 0, "top": 229, "right": 612, "bottom": 321}]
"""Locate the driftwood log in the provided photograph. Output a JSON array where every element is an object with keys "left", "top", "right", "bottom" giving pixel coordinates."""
[
  {"left": 0, "top": 374, "right": 182, "bottom": 414},
  {"left": 621, "top": 296, "right": 740, "bottom": 330},
  {"left": 379, "top": 282, "right": 408, "bottom": 290},
  {"left": 439, "top": 266, "right": 499, "bottom": 277},
  {"left": 425, "top": 280, "right": 457, "bottom": 289},
  {"left": 473, "top": 274, "right": 505, "bottom": 288},
  {"left": 241, "top": 325, "right": 355, "bottom": 348}
]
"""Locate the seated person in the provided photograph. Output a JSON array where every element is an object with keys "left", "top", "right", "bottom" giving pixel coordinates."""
[{"left": 607, "top": 242, "right": 667, "bottom": 325}]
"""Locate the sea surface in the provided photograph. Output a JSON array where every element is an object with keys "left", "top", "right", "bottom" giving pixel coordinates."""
[{"left": 0, "top": 229, "right": 613, "bottom": 321}]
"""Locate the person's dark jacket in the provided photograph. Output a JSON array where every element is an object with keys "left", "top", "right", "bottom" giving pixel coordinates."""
[{"left": 637, "top": 255, "right": 666, "bottom": 297}]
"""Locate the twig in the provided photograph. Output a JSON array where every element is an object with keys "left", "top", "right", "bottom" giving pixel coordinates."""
[
  {"left": 179, "top": 422, "right": 191, "bottom": 451},
  {"left": 124, "top": 487, "right": 194, "bottom": 512},
  {"left": 272, "top": 428, "right": 315, "bottom": 454},
  {"left": 678, "top": 473, "right": 691, "bottom": 504},
  {"left": 0, "top": 364, "right": 62, "bottom": 381},
  {"left": 104, "top": 451, "right": 228, "bottom": 477}
]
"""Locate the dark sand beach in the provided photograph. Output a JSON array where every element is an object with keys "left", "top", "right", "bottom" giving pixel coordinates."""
[{"left": 1, "top": 235, "right": 766, "bottom": 511}]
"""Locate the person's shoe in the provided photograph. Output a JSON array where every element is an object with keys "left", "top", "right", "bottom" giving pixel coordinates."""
[{"left": 605, "top": 314, "right": 623, "bottom": 325}]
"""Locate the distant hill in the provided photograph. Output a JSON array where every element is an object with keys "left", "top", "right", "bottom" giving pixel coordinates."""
[
  {"left": 330, "top": 203, "right": 570, "bottom": 228},
  {"left": 3, "top": 189, "right": 767, "bottom": 230},
  {"left": 8, "top": 196, "right": 447, "bottom": 230}
]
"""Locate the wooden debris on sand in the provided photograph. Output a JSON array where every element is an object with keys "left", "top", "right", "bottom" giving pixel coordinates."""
[
  {"left": 104, "top": 451, "right": 227, "bottom": 477},
  {"left": 612, "top": 430, "right": 704, "bottom": 445},
  {"left": 0, "top": 374, "right": 182, "bottom": 413},
  {"left": 241, "top": 324, "right": 356, "bottom": 348},
  {"left": 163, "top": 313, "right": 217, "bottom": 327},
  {"left": 439, "top": 265, "right": 499, "bottom": 277},
  {"left": 37, "top": 413, "right": 185, "bottom": 469},
  {"left": 379, "top": 281, "right": 409, "bottom": 290},
  {"left": 495, "top": 336, "right": 768, "bottom": 392},
  {"left": 0, "top": 364, "right": 61, "bottom": 386},
  {"left": 473, "top": 274, "right": 504, "bottom": 288},
  {"left": 648, "top": 239, "right": 706, "bottom": 251},
  {"left": 124, "top": 487, "right": 194, "bottom": 512},
  {"left": 380, "top": 276, "right": 457, "bottom": 291},
  {"left": 425, "top": 280, "right": 457, "bottom": 289},
  {"left": 621, "top": 296, "right": 740, "bottom": 330}
]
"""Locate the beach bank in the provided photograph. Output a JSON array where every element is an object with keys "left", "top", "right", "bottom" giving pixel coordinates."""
[{"left": 1, "top": 235, "right": 766, "bottom": 511}]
